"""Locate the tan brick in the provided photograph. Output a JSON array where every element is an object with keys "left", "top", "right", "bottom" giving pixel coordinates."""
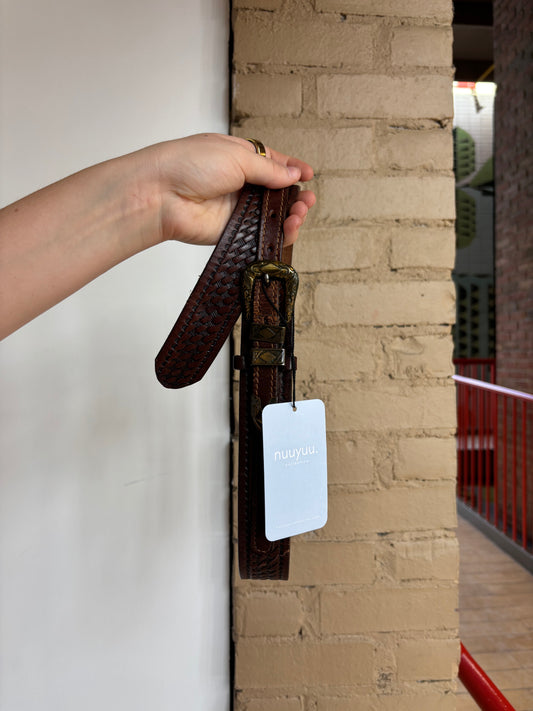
[
  {"left": 320, "top": 484, "right": 457, "bottom": 537},
  {"left": 322, "top": 383, "right": 456, "bottom": 432},
  {"left": 234, "top": 126, "right": 375, "bottom": 172},
  {"left": 378, "top": 130, "right": 453, "bottom": 171},
  {"left": 388, "top": 538, "right": 459, "bottom": 581},
  {"left": 385, "top": 335, "right": 454, "bottom": 379},
  {"left": 315, "top": 281, "right": 455, "bottom": 327},
  {"left": 293, "top": 127, "right": 375, "bottom": 172},
  {"left": 317, "top": 75, "right": 453, "bottom": 120},
  {"left": 297, "top": 326, "right": 379, "bottom": 382},
  {"left": 396, "top": 436, "right": 456, "bottom": 481},
  {"left": 233, "top": 0, "right": 282, "bottom": 8},
  {"left": 234, "top": 15, "right": 374, "bottom": 68},
  {"left": 316, "top": 694, "right": 457, "bottom": 711},
  {"left": 318, "top": 175, "right": 455, "bottom": 221},
  {"left": 315, "top": 281, "right": 455, "bottom": 326},
  {"left": 241, "top": 698, "right": 302, "bottom": 711},
  {"left": 396, "top": 638, "right": 459, "bottom": 680},
  {"left": 390, "top": 227, "right": 455, "bottom": 269},
  {"left": 315, "top": 0, "right": 452, "bottom": 21},
  {"left": 391, "top": 27, "right": 453, "bottom": 67},
  {"left": 294, "top": 276, "right": 315, "bottom": 327},
  {"left": 290, "top": 541, "right": 375, "bottom": 585},
  {"left": 234, "top": 74, "right": 302, "bottom": 117},
  {"left": 293, "top": 225, "right": 382, "bottom": 273},
  {"left": 327, "top": 433, "right": 374, "bottom": 484},
  {"left": 235, "top": 639, "right": 374, "bottom": 687},
  {"left": 320, "top": 587, "right": 458, "bottom": 633},
  {"left": 235, "top": 593, "right": 305, "bottom": 637}
]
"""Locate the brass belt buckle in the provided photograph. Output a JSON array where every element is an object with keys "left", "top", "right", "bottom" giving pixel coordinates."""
[
  {"left": 242, "top": 260, "right": 299, "bottom": 324},
  {"left": 241, "top": 260, "right": 299, "bottom": 369}
]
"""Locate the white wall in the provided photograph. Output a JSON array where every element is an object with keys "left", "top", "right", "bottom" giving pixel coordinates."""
[{"left": 0, "top": 2, "right": 230, "bottom": 709}]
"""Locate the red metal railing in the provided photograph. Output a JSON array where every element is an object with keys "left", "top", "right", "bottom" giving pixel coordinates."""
[
  {"left": 459, "top": 643, "right": 517, "bottom": 710},
  {"left": 454, "top": 357, "right": 496, "bottom": 384},
  {"left": 455, "top": 359, "right": 524, "bottom": 709},
  {"left": 454, "top": 373, "right": 533, "bottom": 554}
]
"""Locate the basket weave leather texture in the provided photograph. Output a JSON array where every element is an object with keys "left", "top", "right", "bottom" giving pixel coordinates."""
[
  {"left": 237, "top": 272, "right": 293, "bottom": 580},
  {"left": 155, "top": 184, "right": 264, "bottom": 388}
]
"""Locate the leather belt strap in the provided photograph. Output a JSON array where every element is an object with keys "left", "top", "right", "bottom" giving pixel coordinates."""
[
  {"left": 155, "top": 184, "right": 300, "bottom": 579},
  {"left": 236, "top": 260, "right": 297, "bottom": 580}
]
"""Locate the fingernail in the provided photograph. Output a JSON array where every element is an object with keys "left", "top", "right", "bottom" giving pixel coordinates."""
[{"left": 287, "top": 166, "right": 300, "bottom": 180}]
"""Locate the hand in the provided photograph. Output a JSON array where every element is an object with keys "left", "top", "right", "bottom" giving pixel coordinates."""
[
  {"left": 0, "top": 133, "right": 315, "bottom": 338},
  {"left": 147, "top": 133, "right": 315, "bottom": 247}
]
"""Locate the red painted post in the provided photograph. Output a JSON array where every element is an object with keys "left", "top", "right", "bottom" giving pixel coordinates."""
[
  {"left": 503, "top": 398, "right": 508, "bottom": 535},
  {"left": 458, "top": 377, "right": 466, "bottom": 499},
  {"left": 493, "top": 389, "right": 499, "bottom": 528},
  {"left": 478, "top": 386, "right": 483, "bottom": 514},
  {"left": 484, "top": 388, "right": 490, "bottom": 519},
  {"left": 512, "top": 400, "right": 517, "bottom": 542},
  {"left": 521, "top": 401, "right": 527, "bottom": 549},
  {"left": 470, "top": 384, "right": 476, "bottom": 509},
  {"left": 459, "top": 643, "right": 517, "bottom": 711}
]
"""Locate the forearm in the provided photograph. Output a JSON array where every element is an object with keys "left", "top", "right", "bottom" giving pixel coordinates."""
[
  {"left": 0, "top": 150, "right": 160, "bottom": 338},
  {"left": 0, "top": 134, "right": 314, "bottom": 340}
]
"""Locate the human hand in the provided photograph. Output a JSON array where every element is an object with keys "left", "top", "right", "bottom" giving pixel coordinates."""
[
  {"left": 145, "top": 133, "right": 315, "bottom": 248},
  {"left": 0, "top": 133, "right": 314, "bottom": 338}
]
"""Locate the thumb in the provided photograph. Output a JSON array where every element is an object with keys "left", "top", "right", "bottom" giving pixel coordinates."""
[{"left": 242, "top": 154, "right": 302, "bottom": 189}]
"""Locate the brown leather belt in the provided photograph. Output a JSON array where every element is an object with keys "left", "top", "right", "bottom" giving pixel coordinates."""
[{"left": 155, "top": 184, "right": 300, "bottom": 579}]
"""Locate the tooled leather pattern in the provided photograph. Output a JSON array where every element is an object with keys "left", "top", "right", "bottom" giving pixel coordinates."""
[
  {"left": 238, "top": 324, "right": 291, "bottom": 580},
  {"left": 155, "top": 185, "right": 263, "bottom": 389},
  {"left": 237, "top": 189, "right": 293, "bottom": 581}
]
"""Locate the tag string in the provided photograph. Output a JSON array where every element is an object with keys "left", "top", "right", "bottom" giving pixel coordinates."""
[
  {"left": 260, "top": 277, "right": 286, "bottom": 325},
  {"left": 291, "top": 318, "right": 297, "bottom": 411}
]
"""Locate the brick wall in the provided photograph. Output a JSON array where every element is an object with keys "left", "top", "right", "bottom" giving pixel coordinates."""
[
  {"left": 493, "top": 0, "right": 533, "bottom": 393},
  {"left": 231, "top": 1, "right": 458, "bottom": 708}
]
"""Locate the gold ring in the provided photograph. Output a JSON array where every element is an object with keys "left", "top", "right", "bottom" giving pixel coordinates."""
[{"left": 246, "top": 138, "right": 267, "bottom": 157}]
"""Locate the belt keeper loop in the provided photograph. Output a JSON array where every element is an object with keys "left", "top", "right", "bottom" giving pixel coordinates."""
[{"left": 233, "top": 355, "right": 246, "bottom": 370}]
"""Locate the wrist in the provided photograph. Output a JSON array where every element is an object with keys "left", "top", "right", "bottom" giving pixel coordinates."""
[{"left": 110, "top": 147, "right": 164, "bottom": 255}]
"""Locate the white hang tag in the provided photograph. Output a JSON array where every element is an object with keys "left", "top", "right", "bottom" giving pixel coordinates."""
[{"left": 262, "top": 399, "right": 327, "bottom": 541}]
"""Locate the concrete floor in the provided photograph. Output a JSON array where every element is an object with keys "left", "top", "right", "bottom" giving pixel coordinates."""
[{"left": 457, "top": 515, "right": 533, "bottom": 711}]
